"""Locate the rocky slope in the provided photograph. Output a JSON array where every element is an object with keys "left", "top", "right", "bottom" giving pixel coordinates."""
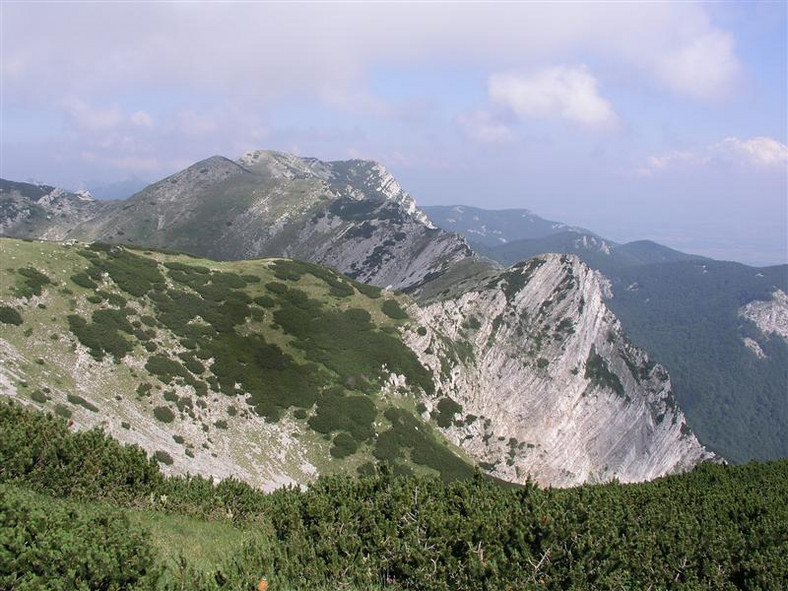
[
  {"left": 1, "top": 152, "right": 473, "bottom": 293},
  {"left": 432, "top": 205, "right": 788, "bottom": 464},
  {"left": 740, "top": 289, "right": 788, "bottom": 341},
  {"left": 0, "top": 238, "right": 713, "bottom": 489},
  {"left": 405, "top": 254, "right": 711, "bottom": 486},
  {"left": 0, "top": 179, "right": 109, "bottom": 239}
]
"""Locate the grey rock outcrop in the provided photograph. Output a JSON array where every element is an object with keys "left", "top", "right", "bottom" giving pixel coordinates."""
[{"left": 405, "top": 254, "right": 713, "bottom": 487}]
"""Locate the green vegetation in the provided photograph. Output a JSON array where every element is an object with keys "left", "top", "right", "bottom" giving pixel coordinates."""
[
  {"left": 381, "top": 298, "right": 408, "bottom": 320},
  {"left": 585, "top": 348, "right": 626, "bottom": 399},
  {"left": 375, "top": 408, "right": 474, "bottom": 481},
  {"left": 4, "top": 401, "right": 784, "bottom": 589},
  {"left": 81, "top": 244, "right": 165, "bottom": 296},
  {"left": 0, "top": 484, "right": 159, "bottom": 590},
  {"left": 13, "top": 266, "right": 53, "bottom": 298},
  {"left": 153, "top": 450, "right": 174, "bottom": 466},
  {"left": 154, "top": 406, "right": 176, "bottom": 424},
  {"left": 66, "top": 393, "right": 99, "bottom": 413},
  {"left": 330, "top": 433, "right": 358, "bottom": 458},
  {"left": 605, "top": 261, "right": 788, "bottom": 463},
  {"left": 68, "top": 308, "right": 136, "bottom": 360},
  {"left": 433, "top": 397, "right": 463, "bottom": 428},
  {"left": 70, "top": 270, "right": 98, "bottom": 289},
  {"left": 0, "top": 306, "right": 22, "bottom": 325},
  {"left": 308, "top": 387, "right": 376, "bottom": 443},
  {"left": 1, "top": 240, "right": 439, "bottom": 465}
]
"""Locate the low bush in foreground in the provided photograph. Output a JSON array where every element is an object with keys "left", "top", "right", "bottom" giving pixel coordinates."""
[{"left": 0, "top": 401, "right": 785, "bottom": 590}]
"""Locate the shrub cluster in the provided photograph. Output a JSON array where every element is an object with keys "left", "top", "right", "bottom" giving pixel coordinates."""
[
  {"left": 0, "top": 484, "right": 159, "bottom": 589},
  {"left": 14, "top": 266, "right": 53, "bottom": 298},
  {"left": 0, "top": 401, "right": 785, "bottom": 590},
  {"left": 0, "top": 306, "right": 22, "bottom": 326}
]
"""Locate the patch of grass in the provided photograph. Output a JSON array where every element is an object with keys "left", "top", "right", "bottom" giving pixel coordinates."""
[{"left": 128, "top": 508, "right": 272, "bottom": 578}]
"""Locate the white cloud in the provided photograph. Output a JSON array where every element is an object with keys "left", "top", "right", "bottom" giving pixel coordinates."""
[
  {"left": 642, "top": 136, "right": 788, "bottom": 174},
  {"left": 457, "top": 110, "right": 515, "bottom": 143},
  {"left": 653, "top": 31, "right": 739, "bottom": 100},
  {"left": 646, "top": 150, "right": 697, "bottom": 171},
  {"left": 712, "top": 137, "right": 788, "bottom": 168},
  {"left": 489, "top": 66, "right": 618, "bottom": 128}
]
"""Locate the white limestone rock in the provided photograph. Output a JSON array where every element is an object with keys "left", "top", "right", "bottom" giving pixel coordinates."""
[{"left": 404, "top": 254, "right": 714, "bottom": 487}]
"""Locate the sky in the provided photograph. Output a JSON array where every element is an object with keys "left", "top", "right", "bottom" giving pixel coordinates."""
[{"left": 1, "top": 2, "right": 786, "bottom": 266}]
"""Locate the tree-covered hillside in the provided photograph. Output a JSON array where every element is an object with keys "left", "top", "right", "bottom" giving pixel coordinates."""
[
  {"left": 606, "top": 260, "right": 788, "bottom": 463},
  {"left": 1, "top": 402, "right": 785, "bottom": 589}
]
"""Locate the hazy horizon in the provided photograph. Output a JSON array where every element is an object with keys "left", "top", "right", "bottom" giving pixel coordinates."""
[{"left": 2, "top": 2, "right": 786, "bottom": 266}]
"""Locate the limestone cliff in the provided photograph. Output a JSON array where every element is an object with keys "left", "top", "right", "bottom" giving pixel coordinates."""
[{"left": 405, "top": 254, "right": 713, "bottom": 487}]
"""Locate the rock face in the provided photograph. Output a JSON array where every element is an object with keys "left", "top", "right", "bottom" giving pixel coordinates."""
[
  {"left": 740, "top": 289, "right": 788, "bottom": 341},
  {"left": 406, "top": 254, "right": 713, "bottom": 487}
]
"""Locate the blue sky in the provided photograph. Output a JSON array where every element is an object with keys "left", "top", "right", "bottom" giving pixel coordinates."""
[{"left": 1, "top": 1, "right": 786, "bottom": 265}]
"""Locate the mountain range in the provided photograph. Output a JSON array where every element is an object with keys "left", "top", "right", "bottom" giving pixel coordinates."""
[{"left": 1, "top": 149, "right": 780, "bottom": 487}]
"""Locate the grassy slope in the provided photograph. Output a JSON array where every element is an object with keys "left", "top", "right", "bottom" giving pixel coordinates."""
[{"left": 0, "top": 237, "right": 475, "bottom": 488}]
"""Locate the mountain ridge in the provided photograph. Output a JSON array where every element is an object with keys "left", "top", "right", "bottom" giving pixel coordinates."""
[
  {"left": 1, "top": 152, "right": 473, "bottom": 294},
  {"left": 0, "top": 237, "right": 712, "bottom": 488}
]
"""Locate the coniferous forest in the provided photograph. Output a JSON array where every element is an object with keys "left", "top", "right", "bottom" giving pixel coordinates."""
[{"left": 1, "top": 402, "right": 785, "bottom": 590}]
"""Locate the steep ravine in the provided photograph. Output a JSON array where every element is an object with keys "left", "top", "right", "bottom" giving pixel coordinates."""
[{"left": 405, "top": 254, "right": 714, "bottom": 487}]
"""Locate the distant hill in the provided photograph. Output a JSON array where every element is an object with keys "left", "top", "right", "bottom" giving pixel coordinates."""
[
  {"left": 431, "top": 205, "right": 788, "bottom": 463},
  {"left": 421, "top": 204, "right": 588, "bottom": 247},
  {"left": 476, "top": 231, "right": 707, "bottom": 271}
]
